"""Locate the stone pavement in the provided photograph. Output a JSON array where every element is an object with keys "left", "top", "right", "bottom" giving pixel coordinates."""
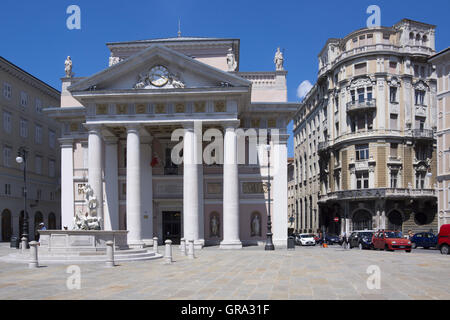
[{"left": 0, "top": 243, "right": 449, "bottom": 300}]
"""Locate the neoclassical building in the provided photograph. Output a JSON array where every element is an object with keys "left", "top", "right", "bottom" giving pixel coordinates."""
[
  {"left": 45, "top": 36, "right": 297, "bottom": 248},
  {"left": 430, "top": 48, "right": 450, "bottom": 229},
  {"left": 0, "top": 56, "right": 61, "bottom": 242},
  {"left": 293, "top": 19, "right": 439, "bottom": 235}
]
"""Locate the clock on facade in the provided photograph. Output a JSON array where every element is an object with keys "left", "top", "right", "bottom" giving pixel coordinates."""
[{"left": 149, "top": 65, "right": 169, "bottom": 87}]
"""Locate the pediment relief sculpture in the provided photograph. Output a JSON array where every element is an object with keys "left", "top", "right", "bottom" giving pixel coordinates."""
[
  {"left": 347, "top": 76, "right": 374, "bottom": 90},
  {"left": 133, "top": 65, "right": 185, "bottom": 89},
  {"left": 413, "top": 80, "right": 429, "bottom": 91}
]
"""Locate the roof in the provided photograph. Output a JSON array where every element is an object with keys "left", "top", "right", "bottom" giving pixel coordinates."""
[
  {"left": 428, "top": 47, "right": 450, "bottom": 62},
  {"left": 106, "top": 36, "right": 239, "bottom": 46}
]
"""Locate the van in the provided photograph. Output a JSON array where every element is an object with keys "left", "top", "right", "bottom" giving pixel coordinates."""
[{"left": 437, "top": 224, "right": 450, "bottom": 255}]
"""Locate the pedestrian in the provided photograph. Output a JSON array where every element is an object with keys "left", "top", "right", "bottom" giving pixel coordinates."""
[
  {"left": 407, "top": 230, "right": 414, "bottom": 239},
  {"left": 36, "top": 222, "right": 46, "bottom": 241}
]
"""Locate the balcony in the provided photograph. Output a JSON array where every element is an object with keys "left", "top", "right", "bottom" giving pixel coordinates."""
[
  {"left": 318, "top": 187, "right": 435, "bottom": 203},
  {"left": 318, "top": 141, "right": 331, "bottom": 152},
  {"left": 411, "top": 129, "right": 434, "bottom": 140},
  {"left": 346, "top": 98, "right": 376, "bottom": 113}
]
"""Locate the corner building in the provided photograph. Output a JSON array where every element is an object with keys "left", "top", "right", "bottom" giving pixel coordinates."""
[
  {"left": 293, "top": 19, "right": 439, "bottom": 235},
  {"left": 46, "top": 36, "right": 297, "bottom": 248}
]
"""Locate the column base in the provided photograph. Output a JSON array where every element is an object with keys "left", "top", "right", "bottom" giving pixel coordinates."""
[
  {"left": 194, "top": 239, "right": 205, "bottom": 250},
  {"left": 127, "top": 240, "right": 145, "bottom": 249},
  {"left": 219, "top": 240, "right": 242, "bottom": 249},
  {"left": 273, "top": 239, "right": 287, "bottom": 248}
]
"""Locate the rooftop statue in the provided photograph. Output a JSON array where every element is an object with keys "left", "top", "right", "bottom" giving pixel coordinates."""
[
  {"left": 274, "top": 47, "right": 284, "bottom": 71},
  {"left": 227, "top": 48, "right": 237, "bottom": 72},
  {"left": 65, "top": 56, "right": 73, "bottom": 78}
]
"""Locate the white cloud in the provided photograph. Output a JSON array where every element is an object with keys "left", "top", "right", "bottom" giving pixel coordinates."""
[{"left": 297, "top": 80, "right": 313, "bottom": 100}]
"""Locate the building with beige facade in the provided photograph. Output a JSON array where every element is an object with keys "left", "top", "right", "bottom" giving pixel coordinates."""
[
  {"left": 430, "top": 48, "right": 450, "bottom": 229},
  {"left": 293, "top": 19, "right": 439, "bottom": 235},
  {"left": 0, "top": 57, "right": 61, "bottom": 242},
  {"left": 45, "top": 36, "right": 297, "bottom": 248}
]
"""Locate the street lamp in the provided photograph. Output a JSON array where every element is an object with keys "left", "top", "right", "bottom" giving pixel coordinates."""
[
  {"left": 265, "top": 131, "right": 275, "bottom": 251},
  {"left": 16, "top": 147, "right": 29, "bottom": 249}
]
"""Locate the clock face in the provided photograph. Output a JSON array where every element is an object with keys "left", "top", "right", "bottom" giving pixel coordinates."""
[{"left": 149, "top": 65, "right": 169, "bottom": 87}]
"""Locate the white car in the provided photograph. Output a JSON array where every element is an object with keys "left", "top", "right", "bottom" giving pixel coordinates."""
[{"left": 296, "top": 233, "right": 316, "bottom": 246}]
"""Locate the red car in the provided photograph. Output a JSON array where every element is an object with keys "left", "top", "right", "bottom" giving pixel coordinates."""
[
  {"left": 372, "top": 230, "right": 412, "bottom": 252},
  {"left": 437, "top": 224, "right": 450, "bottom": 255}
]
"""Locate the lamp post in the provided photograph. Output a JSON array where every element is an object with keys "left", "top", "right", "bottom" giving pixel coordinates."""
[
  {"left": 16, "top": 147, "right": 29, "bottom": 249},
  {"left": 265, "top": 131, "right": 275, "bottom": 251}
]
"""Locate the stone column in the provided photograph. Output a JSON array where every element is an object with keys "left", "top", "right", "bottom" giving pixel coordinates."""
[
  {"left": 88, "top": 127, "right": 104, "bottom": 227},
  {"left": 183, "top": 124, "right": 200, "bottom": 245},
  {"left": 126, "top": 126, "right": 144, "bottom": 248},
  {"left": 104, "top": 137, "right": 119, "bottom": 231},
  {"left": 273, "top": 133, "right": 289, "bottom": 247},
  {"left": 60, "top": 138, "right": 75, "bottom": 230},
  {"left": 220, "top": 124, "right": 242, "bottom": 249},
  {"left": 140, "top": 135, "right": 153, "bottom": 243}
]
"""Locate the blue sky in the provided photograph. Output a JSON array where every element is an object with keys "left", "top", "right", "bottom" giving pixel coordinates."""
[{"left": 1, "top": 0, "right": 449, "bottom": 156}]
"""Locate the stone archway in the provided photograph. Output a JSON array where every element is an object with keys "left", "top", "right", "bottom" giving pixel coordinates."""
[
  {"left": 387, "top": 210, "right": 403, "bottom": 231},
  {"left": 1, "top": 209, "right": 12, "bottom": 242},
  {"left": 352, "top": 209, "right": 372, "bottom": 231}
]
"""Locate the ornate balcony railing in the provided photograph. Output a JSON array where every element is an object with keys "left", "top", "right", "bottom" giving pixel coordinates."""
[
  {"left": 318, "top": 187, "right": 435, "bottom": 203},
  {"left": 318, "top": 141, "right": 331, "bottom": 152},
  {"left": 346, "top": 98, "right": 376, "bottom": 112},
  {"left": 412, "top": 129, "right": 434, "bottom": 139}
]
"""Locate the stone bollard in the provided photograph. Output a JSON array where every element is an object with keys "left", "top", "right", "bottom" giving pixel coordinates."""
[
  {"left": 164, "top": 240, "right": 173, "bottom": 264},
  {"left": 28, "top": 241, "right": 39, "bottom": 269},
  {"left": 188, "top": 240, "right": 195, "bottom": 259},
  {"left": 153, "top": 237, "right": 158, "bottom": 254},
  {"left": 21, "top": 237, "right": 27, "bottom": 253},
  {"left": 180, "top": 238, "right": 187, "bottom": 256},
  {"left": 105, "top": 241, "right": 115, "bottom": 268}
]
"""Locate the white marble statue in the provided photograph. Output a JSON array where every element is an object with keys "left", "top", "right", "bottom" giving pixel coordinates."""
[
  {"left": 170, "top": 73, "right": 185, "bottom": 88},
  {"left": 134, "top": 72, "right": 148, "bottom": 89},
  {"left": 73, "top": 184, "right": 101, "bottom": 230},
  {"left": 226, "top": 48, "right": 237, "bottom": 72},
  {"left": 251, "top": 214, "right": 261, "bottom": 237},
  {"left": 274, "top": 47, "right": 284, "bottom": 71},
  {"left": 64, "top": 56, "right": 73, "bottom": 78},
  {"left": 211, "top": 215, "right": 219, "bottom": 237},
  {"left": 109, "top": 55, "right": 121, "bottom": 67}
]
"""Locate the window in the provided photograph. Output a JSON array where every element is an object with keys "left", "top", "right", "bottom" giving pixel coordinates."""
[
  {"left": 390, "top": 114, "right": 398, "bottom": 130},
  {"left": 356, "top": 171, "right": 369, "bottom": 189},
  {"left": 415, "top": 116, "right": 425, "bottom": 130},
  {"left": 357, "top": 88, "right": 365, "bottom": 102},
  {"left": 355, "top": 144, "right": 369, "bottom": 161},
  {"left": 334, "top": 96, "right": 339, "bottom": 112},
  {"left": 35, "top": 125, "right": 42, "bottom": 144},
  {"left": 35, "top": 156, "right": 42, "bottom": 174},
  {"left": 335, "top": 122, "right": 339, "bottom": 136},
  {"left": 20, "top": 91, "right": 28, "bottom": 107},
  {"left": 415, "top": 144, "right": 429, "bottom": 161},
  {"left": 20, "top": 119, "right": 28, "bottom": 138},
  {"left": 415, "top": 90, "right": 425, "bottom": 105},
  {"left": 389, "top": 61, "right": 397, "bottom": 73},
  {"left": 37, "top": 189, "right": 42, "bottom": 200},
  {"left": 415, "top": 172, "right": 426, "bottom": 189},
  {"left": 390, "top": 170, "right": 398, "bottom": 188},
  {"left": 49, "top": 130, "right": 55, "bottom": 148},
  {"left": 366, "top": 87, "right": 372, "bottom": 101},
  {"left": 49, "top": 159, "right": 55, "bottom": 178},
  {"left": 3, "top": 83, "right": 11, "bottom": 99},
  {"left": 50, "top": 192, "right": 55, "bottom": 201},
  {"left": 390, "top": 87, "right": 397, "bottom": 103},
  {"left": 351, "top": 90, "right": 356, "bottom": 103},
  {"left": 3, "top": 146, "right": 12, "bottom": 167},
  {"left": 335, "top": 174, "right": 340, "bottom": 191},
  {"left": 390, "top": 143, "right": 398, "bottom": 158},
  {"left": 4, "top": 184, "right": 11, "bottom": 195},
  {"left": 3, "top": 111, "right": 11, "bottom": 133},
  {"left": 35, "top": 99, "right": 42, "bottom": 113}
]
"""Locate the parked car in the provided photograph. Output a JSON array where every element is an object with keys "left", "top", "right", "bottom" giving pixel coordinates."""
[
  {"left": 372, "top": 230, "right": 412, "bottom": 252},
  {"left": 295, "top": 233, "right": 316, "bottom": 246},
  {"left": 437, "top": 224, "right": 450, "bottom": 255},
  {"left": 324, "top": 233, "right": 341, "bottom": 245},
  {"left": 349, "top": 231, "right": 374, "bottom": 250},
  {"left": 410, "top": 232, "right": 438, "bottom": 249}
]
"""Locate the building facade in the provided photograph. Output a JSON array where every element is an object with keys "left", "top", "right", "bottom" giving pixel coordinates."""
[
  {"left": 287, "top": 157, "right": 295, "bottom": 233},
  {"left": 46, "top": 37, "right": 297, "bottom": 248},
  {"left": 293, "top": 19, "right": 439, "bottom": 235},
  {"left": 430, "top": 48, "right": 450, "bottom": 229},
  {"left": 0, "top": 57, "right": 61, "bottom": 242}
]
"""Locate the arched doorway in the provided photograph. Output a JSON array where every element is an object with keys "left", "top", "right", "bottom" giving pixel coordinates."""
[
  {"left": 388, "top": 210, "right": 403, "bottom": 231},
  {"left": 48, "top": 212, "right": 56, "bottom": 229},
  {"left": 1, "top": 209, "right": 12, "bottom": 242},
  {"left": 352, "top": 209, "right": 372, "bottom": 231},
  {"left": 34, "top": 211, "right": 43, "bottom": 240}
]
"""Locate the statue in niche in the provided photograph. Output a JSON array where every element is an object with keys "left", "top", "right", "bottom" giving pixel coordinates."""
[
  {"left": 210, "top": 214, "right": 220, "bottom": 237},
  {"left": 274, "top": 47, "right": 284, "bottom": 71},
  {"left": 226, "top": 48, "right": 237, "bottom": 71},
  {"left": 64, "top": 56, "right": 73, "bottom": 78},
  {"left": 251, "top": 213, "right": 261, "bottom": 237}
]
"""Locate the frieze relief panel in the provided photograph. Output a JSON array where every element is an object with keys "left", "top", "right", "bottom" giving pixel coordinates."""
[
  {"left": 242, "top": 182, "right": 265, "bottom": 194},
  {"left": 207, "top": 183, "right": 222, "bottom": 194},
  {"left": 155, "top": 182, "right": 183, "bottom": 197}
]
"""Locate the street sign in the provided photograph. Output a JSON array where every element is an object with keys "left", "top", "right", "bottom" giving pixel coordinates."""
[{"left": 333, "top": 217, "right": 339, "bottom": 222}]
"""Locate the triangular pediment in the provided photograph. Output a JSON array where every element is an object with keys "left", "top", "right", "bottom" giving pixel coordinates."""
[{"left": 68, "top": 45, "right": 251, "bottom": 92}]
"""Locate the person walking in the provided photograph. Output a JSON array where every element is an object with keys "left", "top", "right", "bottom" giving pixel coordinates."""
[{"left": 36, "top": 222, "right": 46, "bottom": 242}]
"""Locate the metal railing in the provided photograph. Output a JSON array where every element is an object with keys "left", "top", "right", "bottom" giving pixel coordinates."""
[
  {"left": 319, "top": 187, "right": 435, "bottom": 202},
  {"left": 346, "top": 98, "right": 376, "bottom": 112},
  {"left": 412, "top": 129, "right": 434, "bottom": 139}
]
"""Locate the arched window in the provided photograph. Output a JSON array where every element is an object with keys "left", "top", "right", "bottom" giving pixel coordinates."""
[
  {"left": 409, "top": 32, "right": 414, "bottom": 40},
  {"left": 388, "top": 210, "right": 403, "bottom": 231},
  {"left": 352, "top": 210, "right": 372, "bottom": 231},
  {"left": 1, "top": 209, "right": 12, "bottom": 242},
  {"left": 48, "top": 212, "right": 56, "bottom": 229},
  {"left": 250, "top": 212, "right": 262, "bottom": 237},
  {"left": 422, "top": 35, "right": 428, "bottom": 44}
]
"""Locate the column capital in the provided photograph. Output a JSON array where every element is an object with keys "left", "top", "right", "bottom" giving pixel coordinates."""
[
  {"left": 103, "top": 136, "right": 119, "bottom": 144},
  {"left": 125, "top": 124, "right": 142, "bottom": 133},
  {"left": 58, "top": 137, "right": 74, "bottom": 148},
  {"left": 83, "top": 123, "right": 103, "bottom": 133}
]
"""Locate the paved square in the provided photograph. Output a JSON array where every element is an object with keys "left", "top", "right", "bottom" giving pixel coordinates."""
[{"left": 0, "top": 243, "right": 448, "bottom": 300}]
